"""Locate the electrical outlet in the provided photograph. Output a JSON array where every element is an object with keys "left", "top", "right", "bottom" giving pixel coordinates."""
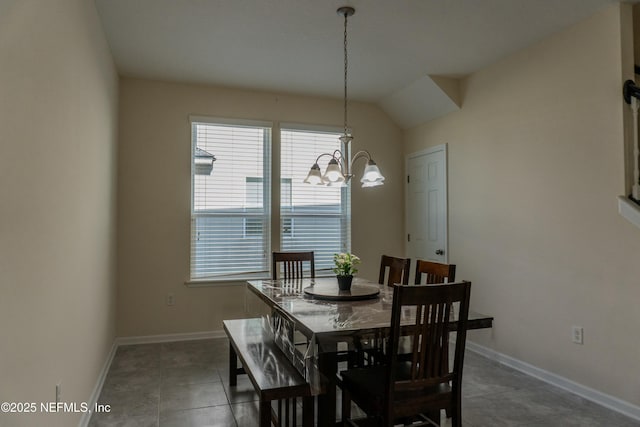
[
  {"left": 166, "top": 293, "right": 175, "bottom": 306},
  {"left": 572, "top": 326, "right": 584, "bottom": 344},
  {"left": 55, "top": 383, "right": 61, "bottom": 404}
]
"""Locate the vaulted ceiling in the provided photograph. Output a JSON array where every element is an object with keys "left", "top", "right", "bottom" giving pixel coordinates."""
[{"left": 95, "top": 0, "right": 618, "bottom": 128}]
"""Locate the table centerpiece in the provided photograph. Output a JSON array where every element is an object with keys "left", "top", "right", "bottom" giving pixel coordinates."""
[{"left": 333, "top": 252, "right": 360, "bottom": 291}]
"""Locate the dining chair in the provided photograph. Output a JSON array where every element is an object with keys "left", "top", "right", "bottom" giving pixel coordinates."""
[
  {"left": 272, "top": 251, "right": 316, "bottom": 352},
  {"left": 378, "top": 255, "right": 411, "bottom": 286},
  {"left": 355, "top": 255, "right": 412, "bottom": 366},
  {"left": 413, "top": 258, "right": 458, "bottom": 415},
  {"left": 414, "top": 259, "right": 456, "bottom": 285},
  {"left": 272, "top": 251, "right": 315, "bottom": 281},
  {"left": 340, "top": 281, "right": 471, "bottom": 427}
]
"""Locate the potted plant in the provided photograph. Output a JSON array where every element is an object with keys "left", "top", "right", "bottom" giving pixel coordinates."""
[{"left": 333, "top": 252, "right": 360, "bottom": 291}]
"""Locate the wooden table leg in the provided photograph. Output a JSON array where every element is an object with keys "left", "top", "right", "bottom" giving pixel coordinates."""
[
  {"left": 259, "top": 400, "right": 271, "bottom": 427},
  {"left": 317, "top": 345, "right": 338, "bottom": 426}
]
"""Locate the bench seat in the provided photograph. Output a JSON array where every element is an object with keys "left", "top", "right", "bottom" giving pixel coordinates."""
[{"left": 223, "top": 318, "right": 313, "bottom": 427}]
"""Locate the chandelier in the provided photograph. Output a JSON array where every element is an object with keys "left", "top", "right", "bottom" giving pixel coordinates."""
[{"left": 304, "top": 6, "right": 385, "bottom": 188}]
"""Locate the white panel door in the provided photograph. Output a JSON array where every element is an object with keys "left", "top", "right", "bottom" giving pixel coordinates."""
[{"left": 407, "top": 145, "right": 448, "bottom": 265}]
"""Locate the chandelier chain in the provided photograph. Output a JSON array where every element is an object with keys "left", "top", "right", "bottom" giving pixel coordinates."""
[
  {"left": 303, "top": 7, "right": 384, "bottom": 188},
  {"left": 343, "top": 10, "right": 348, "bottom": 136}
]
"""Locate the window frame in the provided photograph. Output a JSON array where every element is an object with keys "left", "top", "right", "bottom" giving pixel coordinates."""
[
  {"left": 279, "top": 124, "right": 352, "bottom": 275},
  {"left": 188, "top": 116, "right": 273, "bottom": 283},
  {"left": 186, "top": 118, "right": 351, "bottom": 285}
]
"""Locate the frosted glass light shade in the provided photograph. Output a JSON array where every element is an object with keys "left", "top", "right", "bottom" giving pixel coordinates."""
[
  {"left": 304, "top": 163, "right": 323, "bottom": 185},
  {"left": 361, "top": 160, "right": 385, "bottom": 187},
  {"left": 323, "top": 158, "right": 345, "bottom": 183}
]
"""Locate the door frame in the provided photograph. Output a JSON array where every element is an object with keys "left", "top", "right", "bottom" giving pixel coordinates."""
[{"left": 405, "top": 144, "right": 449, "bottom": 264}]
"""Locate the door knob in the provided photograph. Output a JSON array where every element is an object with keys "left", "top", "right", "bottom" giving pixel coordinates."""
[{"left": 435, "top": 249, "right": 444, "bottom": 255}]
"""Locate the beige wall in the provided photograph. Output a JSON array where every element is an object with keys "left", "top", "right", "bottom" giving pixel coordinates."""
[
  {"left": 0, "top": 0, "right": 118, "bottom": 426},
  {"left": 633, "top": 4, "right": 640, "bottom": 67},
  {"left": 117, "top": 78, "right": 404, "bottom": 336},
  {"left": 405, "top": 4, "right": 640, "bottom": 405}
]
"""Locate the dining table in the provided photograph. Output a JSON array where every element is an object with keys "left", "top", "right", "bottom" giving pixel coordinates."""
[{"left": 247, "top": 276, "right": 493, "bottom": 425}]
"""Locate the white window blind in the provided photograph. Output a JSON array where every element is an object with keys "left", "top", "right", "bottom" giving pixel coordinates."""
[
  {"left": 190, "top": 120, "right": 271, "bottom": 280},
  {"left": 280, "top": 128, "right": 351, "bottom": 273}
]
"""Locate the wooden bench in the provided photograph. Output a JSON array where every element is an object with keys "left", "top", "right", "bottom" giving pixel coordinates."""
[{"left": 223, "top": 318, "right": 313, "bottom": 427}]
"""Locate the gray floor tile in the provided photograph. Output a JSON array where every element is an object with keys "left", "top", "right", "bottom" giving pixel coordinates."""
[
  {"left": 160, "top": 405, "right": 237, "bottom": 427},
  {"left": 463, "top": 386, "right": 584, "bottom": 427},
  {"left": 89, "top": 337, "right": 640, "bottom": 427},
  {"left": 222, "top": 376, "right": 258, "bottom": 404},
  {"left": 110, "top": 344, "right": 162, "bottom": 374},
  {"left": 88, "top": 413, "right": 159, "bottom": 427},
  {"left": 161, "top": 364, "right": 221, "bottom": 386},
  {"left": 230, "top": 401, "right": 259, "bottom": 427},
  {"left": 215, "top": 362, "right": 230, "bottom": 383},
  {"left": 160, "top": 381, "right": 228, "bottom": 413},
  {"left": 161, "top": 341, "right": 218, "bottom": 368},
  {"left": 161, "top": 340, "right": 216, "bottom": 352},
  {"left": 233, "top": 400, "right": 309, "bottom": 427},
  {"left": 96, "top": 389, "right": 159, "bottom": 418},
  {"left": 102, "top": 367, "right": 161, "bottom": 396},
  {"left": 462, "top": 361, "right": 542, "bottom": 398}
]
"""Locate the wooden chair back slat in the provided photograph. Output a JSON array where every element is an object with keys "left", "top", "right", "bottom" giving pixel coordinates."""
[
  {"left": 272, "top": 251, "right": 315, "bottom": 281},
  {"left": 414, "top": 259, "right": 456, "bottom": 285},
  {"left": 378, "top": 255, "right": 411, "bottom": 286}
]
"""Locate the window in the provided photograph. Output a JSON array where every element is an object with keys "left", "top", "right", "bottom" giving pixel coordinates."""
[
  {"left": 243, "top": 177, "right": 291, "bottom": 237},
  {"left": 280, "top": 127, "right": 351, "bottom": 272},
  {"left": 189, "top": 119, "right": 350, "bottom": 282},
  {"left": 190, "top": 119, "right": 271, "bottom": 280}
]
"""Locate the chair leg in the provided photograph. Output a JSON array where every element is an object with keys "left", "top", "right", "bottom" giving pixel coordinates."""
[
  {"left": 452, "top": 401, "right": 462, "bottom": 427},
  {"left": 229, "top": 346, "right": 238, "bottom": 386},
  {"left": 451, "top": 387, "right": 462, "bottom": 427},
  {"left": 302, "top": 396, "right": 314, "bottom": 427},
  {"left": 277, "top": 399, "right": 282, "bottom": 426},
  {"left": 285, "top": 398, "right": 291, "bottom": 426},
  {"left": 341, "top": 388, "right": 352, "bottom": 422}
]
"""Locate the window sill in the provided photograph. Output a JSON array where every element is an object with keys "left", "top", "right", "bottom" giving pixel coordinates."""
[
  {"left": 184, "top": 277, "right": 267, "bottom": 288},
  {"left": 618, "top": 195, "right": 640, "bottom": 230},
  {"left": 184, "top": 271, "right": 337, "bottom": 288}
]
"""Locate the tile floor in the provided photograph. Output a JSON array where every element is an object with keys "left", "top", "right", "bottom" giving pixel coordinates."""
[{"left": 88, "top": 338, "right": 640, "bottom": 427}]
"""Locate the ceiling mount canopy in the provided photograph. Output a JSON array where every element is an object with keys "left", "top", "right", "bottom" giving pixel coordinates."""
[
  {"left": 304, "top": 6, "right": 385, "bottom": 188},
  {"left": 336, "top": 6, "right": 354, "bottom": 18}
]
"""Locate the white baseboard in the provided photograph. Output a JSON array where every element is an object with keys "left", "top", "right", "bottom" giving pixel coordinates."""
[
  {"left": 77, "top": 339, "right": 119, "bottom": 427},
  {"left": 466, "top": 341, "right": 640, "bottom": 422},
  {"left": 117, "top": 329, "right": 226, "bottom": 346},
  {"left": 618, "top": 195, "right": 640, "bottom": 230},
  {"left": 78, "top": 330, "right": 226, "bottom": 427}
]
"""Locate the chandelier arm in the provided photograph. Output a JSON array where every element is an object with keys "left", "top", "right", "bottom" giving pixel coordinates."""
[
  {"left": 340, "top": 150, "right": 371, "bottom": 179},
  {"left": 333, "top": 150, "right": 347, "bottom": 174},
  {"left": 350, "top": 150, "right": 372, "bottom": 166},
  {"left": 314, "top": 152, "right": 337, "bottom": 164},
  {"left": 314, "top": 151, "right": 347, "bottom": 173}
]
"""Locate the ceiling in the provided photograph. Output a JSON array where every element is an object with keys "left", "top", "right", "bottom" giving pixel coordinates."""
[{"left": 95, "top": 0, "right": 619, "bottom": 128}]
